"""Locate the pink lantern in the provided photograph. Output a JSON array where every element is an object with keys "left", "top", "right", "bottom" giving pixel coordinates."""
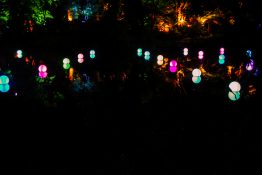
[
  {"left": 38, "top": 71, "right": 48, "bottom": 78},
  {"left": 169, "top": 66, "right": 177, "bottom": 73},
  {"left": 170, "top": 60, "right": 177, "bottom": 67},
  {"left": 38, "top": 64, "right": 47, "bottom": 72}
]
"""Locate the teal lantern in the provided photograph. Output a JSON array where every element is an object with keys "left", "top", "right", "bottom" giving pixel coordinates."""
[
  {"left": 0, "top": 75, "right": 9, "bottom": 85},
  {"left": 137, "top": 48, "right": 142, "bottom": 57},
  {"left": 90, "top": 50, "right": 95, "bottom": 59},
  {"left": 228, "top": 91, "right": 240, "bottom": 101},
  {"left": 0, "top": 84, "right": 10, "bottom": 93},
  {"left": 144, "top": 51, "right": 150, "bottom": 61},
  {"left": 192, "top": 76, "right": 201, "bottom": 84}
]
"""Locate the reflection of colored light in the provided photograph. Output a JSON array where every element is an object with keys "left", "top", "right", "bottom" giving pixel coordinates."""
[
  {"left": 192, "top": 69, "right": 201, "bottom": 76},
  {"left": 229, "top": 81, "right": 241, "bottom": 91},
  {"left": 0, "top": 84, "right": 10, "bottom": 92},
  {"left": 192, "top": 76, "right": 201, "bottom": 84},
  {"left": 0, "top": 75, "right": 9, "bottom": 85},
  {"left": 228, "top": 91, "right": 240, "bottom": 101},
  {"left": 169, "top": 66, "right": 177, "bottom": 73},
  {"left": 38, "top": 72, "right": 48, "bottom": 78}
]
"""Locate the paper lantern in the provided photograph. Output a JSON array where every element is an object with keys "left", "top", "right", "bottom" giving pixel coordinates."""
[
  {"left": 219, "top": 54, "right": 225, "bottom": 60},
  {"left": 219, "top": 59, "right": 225, "bottom": 65},
  {"left": 198, "top": 51, "right": 204, "bottom": 60},
  {"left": 228, "top": 91, "right": 240, "bottom": 101},
  {"left": 38, "top": 64, "right": 47, "bottom": 72},
  {"left": 144, "top": 51, "right": 150, "bottom": 61},
  {"left": 0, "top": 75, "right": 9, "bottom": 85},
  {"left": 63, "top": 58, "right": 70, "bottom": 64},
  {"left": 0, "top": 84, "right": 10, "bottom": 93},
  {"left": 169, "top": 66, "right": 177, "bottom": 73},
  {"left": 16, "top": 50, "right": 23, "bottom": 58},
  {"left": 192, "top": 76, "right": 201, "bottom": 84},
  {"left": 170, "top": 60, "right": 177, "bottom": 67},
  {"left": 77, "top": 53, "right": 84, "bottom": 59},
  {"left": 220, "top": 48, "right": 224, "bottom": 55},
  {"left": 38, "top": 71, "right": 48, "bottom": 78},
  {"left": 63, "top": 63, "right": 70, "bottom": 69},
  {"left": 78, "top": 57, "right": 84, "bottom": 63},
  {"left": 183, "top": 48, "right": 188, "bottom": 56},
  {"left": 192, "top": 68, "right": 201, "bottom": 77},
  {"left": 137, "top": 48, "right": 142, "bottom": 56},
  {"left": 157, "top": 55, "right": 164, "bottom": 65},
  {"left": 229, "top": 81, "right": 241, "bottom": 92},
  {"left": 90, "top": 50, "right": 95, "bottom": 59}
]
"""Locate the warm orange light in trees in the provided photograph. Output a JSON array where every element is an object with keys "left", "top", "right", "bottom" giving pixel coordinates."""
[{"left": 68, "top": 10, "right": 73, "bottom": 21}]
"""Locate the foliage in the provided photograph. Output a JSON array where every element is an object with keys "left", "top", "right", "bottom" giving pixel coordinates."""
[{"left": 0, "top": 0, "right": 9, "bottom": 24}]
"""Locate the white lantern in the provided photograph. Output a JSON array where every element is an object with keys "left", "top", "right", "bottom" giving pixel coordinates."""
[{"left": 229, "top": 81, "right": 241, "bottom": 92}]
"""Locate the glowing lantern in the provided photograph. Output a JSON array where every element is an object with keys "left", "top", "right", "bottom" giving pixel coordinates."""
[
  {"left": 63, "top": 63, "right": 70, "bottom": 69},
  {"left": 0, "top": 84, "right": 10, "bottom": 93},
  {"left": 228, "top": 91, "right": 240, "bottom": 101},
  {"left": 38, "top": 64, "right": 47, "bottom": 72},
  {"left": 0, "top": 75, "right": 10, "bottom": 85},
  {"left": 220, "top": 48, "right": 224, "bottom": 55},
  {"left": 198, "top": 51, "right": 204, "bottom": 60},
  {"left": 219, "top": 54, "right": 225, "bottom": 60},
  {"left": 219, "top": 59, "right": 225, "bottom": 65},
  {"left": 90, "top": 50, "right": 95, "bottom": 59},
  {"left": 169, "top": 60, "right": 178, "bottom": 73},
  {"left": 170, "top": 60, "right": 177, "bottom": 67},
  {"left": 63, "top": 58, "right": 70, "bottom": 64},
  {"left": 169, "top": 66, "right": 177, "bottom": 73},
  {"left": 78, "top": 57, "right": 84, "bottom": 63},
  {"left": 183, "top": 48, "right": 188, "bottom": 56},
  {"left": 137, "top": 48, "right": 143, "bottom": 57},
  {"left": 229, "top": 81, "right": 241, "bottom": 92},
  {"left": 38, "top": 72, "right": 48, "bottom": 78},
  {"left": 192, "top": 68, "right": 201, "bottom": 77},
  {"left": 157, "top": 55, "right": 164, "bottom": 65},
  {"left": 144, "top": 51, "right": 150, "bottom": 61},
  {"left": 16, "top": 50, "right": 23, "bottom": 58},
  {"left": 78, "top": 53, "right": 84, "bottom": 59},
  {"left": 192, "top": 76, "right": 201, "bottom": 84}
]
